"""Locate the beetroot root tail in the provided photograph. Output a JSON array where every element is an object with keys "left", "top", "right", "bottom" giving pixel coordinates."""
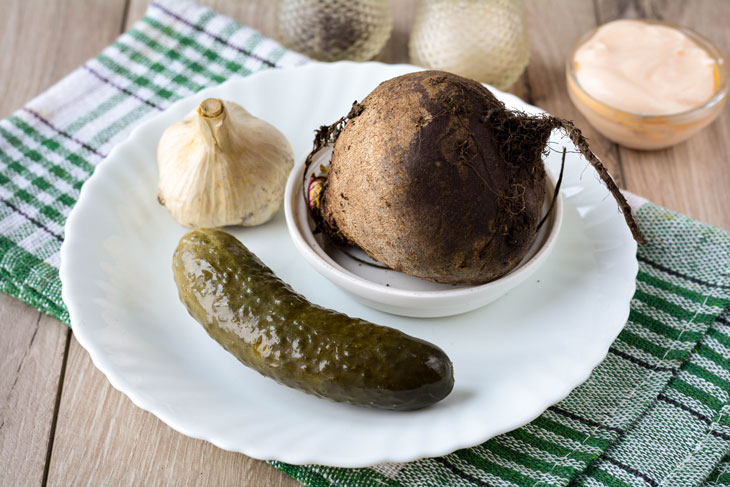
[{"left": 550, "top": 117, "right": 646, "bottom": 244}]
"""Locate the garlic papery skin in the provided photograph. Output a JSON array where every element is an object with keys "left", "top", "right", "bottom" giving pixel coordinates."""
[{"left": 157, "top": 98, "right": 294, "bottom": 228}]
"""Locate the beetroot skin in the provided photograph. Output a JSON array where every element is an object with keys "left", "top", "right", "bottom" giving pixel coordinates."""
[{"left": 307, "top": 71, "right": 643, "bottom": 285}]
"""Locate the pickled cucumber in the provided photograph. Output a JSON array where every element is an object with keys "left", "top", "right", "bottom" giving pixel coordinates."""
[{"left": 172, "top": 228, "right": 454, "bottom": 410}]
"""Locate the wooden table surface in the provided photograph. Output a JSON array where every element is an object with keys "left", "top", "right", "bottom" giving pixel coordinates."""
[{"left": 1, "top": 0, "right": 729, "bottom": 485}]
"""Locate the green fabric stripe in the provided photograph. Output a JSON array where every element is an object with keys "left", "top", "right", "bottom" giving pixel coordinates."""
[
  {"left": 0, "top": 152, "right": 75, "bottom": 214},
  {"left": 683, "top": 361, "right": 730, "bottom": 393},
  {"left": 0, "top": 235, "right": 67, "bottom": 323},
  {"left": 638, "top": 270, "right": 728, "bottom": 308},
  {"left": 708, "top": 327, "right": 730, "bottom": 348},
  {"left": 698, "top": 345, "right": 730, "bottom": 376},
  {"left": 142, "top": 16, "right": 260, "bottom": 75},
  {"left": 63, "top": 91, "right": 131, "bottom": 136},
  {"left": 86, "top": 104, "right": 154, "bottom": 149},
  {"left": 482, "top": 440, "right": 576, "bottom": 478},
  {"left": 0, "top": 122, "right": 87, "bottom": 192},
  {"left": 633, "top": 288, "right": 718, "bottom": 323},
  {"left": 532, "top": 416, "right": 613, "bottom": 449},
  {"left": 665, "top": 347, "right": 695, "bottom": 362},
  {"left": 3, "top": 3, "right": 730, "bottom": 487},
  {"left": 505, "top": 428, "right": 597, "bottom": 463},
  {"left": 8, "top": 116, "right": 95, "bottom": 173},
  {"left": 312, "top": 466, "right": 403, "bottom": 487},
  {"left": 131, "top": 21, "right": 235, "bottom": 81},
  {"left": 628, "top": 308, "right": 704, "bottom": 343},
  {"left": 581, "top": 467, "right": 635, "bottom": 487},
  {"left": 453, "top": 448, "right": 539, "bottom": 486},
  {"left": 95, "top": 53, "right": 177, "bottom": 102},
  {"left": 618, "top": 327, "right": 680, "bottom": 360},
  {"left": 269, "top": 463, "right": 335, "bottom": 487},
  {"left": 115, "top": 33, "right": 215, "bottom": 90},
  {"left": 713, "top": 460, "right": 730, "bottom": 477},
  {"left": 669, "top": 377, "right": 725, "bottom": 410},
  {"left": 707, "top": 462, "right": 730, "bottom": 486}
]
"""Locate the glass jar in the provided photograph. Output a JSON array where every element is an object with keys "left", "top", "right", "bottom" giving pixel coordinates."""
[
  {"left": 275, "top": 0, "right": 393, "bottom": 62},
  {"left": 409, "top": 0, "right": 530, "bottom": 90}
]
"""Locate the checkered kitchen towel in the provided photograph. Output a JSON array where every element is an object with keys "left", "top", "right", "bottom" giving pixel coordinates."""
[{"left": 2, "top": 1, "right": 730, "bottom": 486}]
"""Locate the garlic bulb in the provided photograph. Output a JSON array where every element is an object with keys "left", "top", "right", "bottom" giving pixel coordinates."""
[{"left": 157, "top": 98, "right": 294, "bottom": 227}]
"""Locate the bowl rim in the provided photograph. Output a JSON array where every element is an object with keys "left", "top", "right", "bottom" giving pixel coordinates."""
[
  {"left": 284, "top": 152, "right": 564, "bottom": 300},
  {"left": 565, "top": 18, "right": 729, "bottom": 120}
]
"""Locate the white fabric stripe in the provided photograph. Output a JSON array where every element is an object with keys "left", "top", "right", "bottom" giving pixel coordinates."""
[
  {"left": 494, "top": 434, "right": 586, "bottom": 470},
  {"left": 469, "top": 445, "right": 567, "bottom": 486},
  {"left": 522, "top": 422, "right": 603, "bottom": 455},
  {"left": 79, "top": 98, "right": 152, "bottom": 150},
  {"left": 639, "top": 254, "right": 730, "bottom": 301},
  {"left": 626, "top": 314, "right": 697, "bottom": 351},
  {"left": 18, "top": 227, "right": 56, "bottom": 256},
  {"left": 612, "top": 338, "right": 679, "bottom": 370},
  {"left": 450, "top": 449, "right": 543, "bottom": 487},
  {"left": 370, "top": 462, "right": 405, "bottom": 480},
  {"left": 44, "top": 250, "right": 61, "bottom": 269},
  {"left": 706, "top": 336, "right": 730, "bottom": 364},
  {"left": 25, "top": 69, "right": 107, "bottom": 124},
  {"left": 631, "top": 299, "right": 710, "bottom": 335},
  {"left": 542, "top": 408, "right": 616, "bottom": 441},
  {"left": 1, "top": 118, "right": 91, "bottom": 185},
  {"left": 84, "top": 58, "right": 159, "bottom": 106},
  {"left": 677, "top": 369, "right": 729, "bottom": 403},
  {"left": 578, "top": 475, "right": 608, "bottom": 487},
  {"left": 0, "top": 211, "right": 38, "bottom": 244},
  {"left": 12, "top": 109, "right": 105, "bottom": 167},
  {"left": 600, "top": 460, "right": 648, "bottom": 487},
  {"left": 663, "top": 386, "right": 716, "bottom": 422},
  {"left": 637, "top": 278, "right": 727, "bottom": 317},
  {"left": 692, "top": 353, "right": 730, "bottom": 386}
]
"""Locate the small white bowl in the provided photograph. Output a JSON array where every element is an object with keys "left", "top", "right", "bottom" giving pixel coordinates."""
[{"left": 284, "top": 146, "right": 563, "bottom": 317}]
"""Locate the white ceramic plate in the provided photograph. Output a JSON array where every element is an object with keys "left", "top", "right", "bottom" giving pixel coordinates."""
[{"left": 60, "top": 61, "right": 638, "bottom": 467}]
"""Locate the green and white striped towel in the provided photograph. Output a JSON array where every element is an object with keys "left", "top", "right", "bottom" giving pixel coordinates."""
[{"left": 1, "top": 1, "right": 729, "bottom": 486}]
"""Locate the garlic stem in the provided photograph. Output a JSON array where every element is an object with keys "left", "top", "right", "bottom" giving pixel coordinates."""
[
  {"left": 157, "top": 97, "right": 294, "bottom": 228},
  {"left": 197, "top": 98, "right": 231, "bottom": 152},
  {"left": 198, "top": 98, "right": 224, "bottom": 117}
]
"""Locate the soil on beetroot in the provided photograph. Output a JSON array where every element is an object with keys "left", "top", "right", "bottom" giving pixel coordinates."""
[{"left": 304, "top": 71, "right": 643, "bottom": 286}]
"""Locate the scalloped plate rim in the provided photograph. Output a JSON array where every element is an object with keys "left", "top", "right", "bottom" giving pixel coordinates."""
[{"left": 60, "top": 61, "right": 637, "bottom": 467}]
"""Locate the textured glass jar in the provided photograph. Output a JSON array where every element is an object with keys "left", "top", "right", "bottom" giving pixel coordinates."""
[
  {"left": 275, "top": 0, "right": 393, "bottom": 62},
  {"left": 409, "top": 0, "right": 530, "bottom": 90}
]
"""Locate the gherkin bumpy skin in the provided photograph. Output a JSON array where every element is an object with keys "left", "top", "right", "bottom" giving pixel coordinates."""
[{"left": 172, "top": 228, "right": 454, "bottom": 410}]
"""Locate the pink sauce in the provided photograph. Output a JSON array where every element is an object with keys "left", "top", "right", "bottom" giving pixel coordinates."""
[{"left": 574, "top": 20, "right": 717, "bottom": 115}]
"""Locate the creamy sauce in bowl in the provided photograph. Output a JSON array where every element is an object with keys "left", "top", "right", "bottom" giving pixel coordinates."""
[
  {"left": 574, "top": 19, "right": 717, "bottom": 115},
  {"left": 567, "top": 19, "right": 728, "bottom": 149}
]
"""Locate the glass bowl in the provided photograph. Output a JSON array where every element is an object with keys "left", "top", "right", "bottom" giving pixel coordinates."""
[{"left": 566, "top": 19, "right": 728, "bottom": 150}]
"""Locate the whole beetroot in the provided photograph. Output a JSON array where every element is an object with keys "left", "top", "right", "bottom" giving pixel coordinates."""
[{"left": 307, "top": 71, "right": 642, "bottom": 285}]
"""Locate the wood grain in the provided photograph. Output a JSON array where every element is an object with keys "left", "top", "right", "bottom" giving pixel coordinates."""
[
  {"left": 1, "top": 1, "right": 729, "bottom": 486},
  {"left": 0, "top": 1, "right": 125, "bottom": 486},
  {"left": 595, "top": 0, "right": 730, "bottom": 230},
  {"left": 0, "top": 295, "right": 68, "bottom": 487},
  {"left": 126, "top": 0, "right": 277, "bottom": 38},
  {"left": 0, "top": 0, "right": 128, "bottom": 118},
  {"left": 375, "top": 0, "right": 418, "bottom": 64},
  {"left": 52, "top": 5, "right": 298, "bottom": 486},
  {"left": 46, "top": 337, "right": 298, "bottom": 487},
  {"left": 523, "top": 0, "right": 625, "bottom": 184}
]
